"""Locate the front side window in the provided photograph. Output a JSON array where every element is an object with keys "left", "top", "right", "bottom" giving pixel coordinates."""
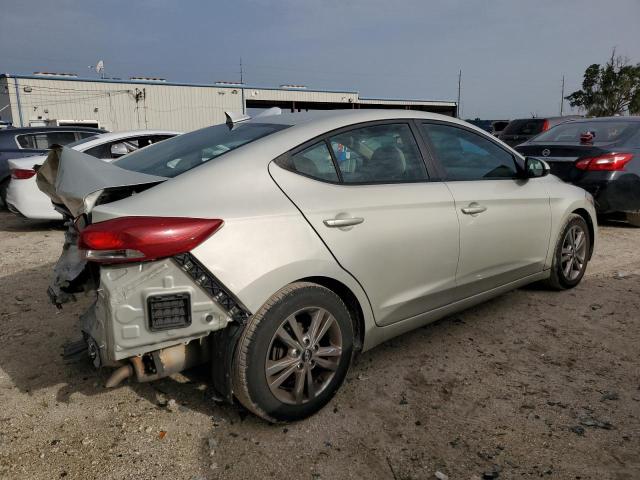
[
  {"left": 421, "top": 123, "right": 518, "bottom": 180},
  {"left": 288, "top": 143, "right": 339, "bottom": 182},
  {"left": 328, "top": 124, "right": 427, "bottom": 183}
]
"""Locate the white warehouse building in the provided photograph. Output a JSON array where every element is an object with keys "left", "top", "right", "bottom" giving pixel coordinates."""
[{"left": 0, "top": 73, "right": 457, "bottom": 132}]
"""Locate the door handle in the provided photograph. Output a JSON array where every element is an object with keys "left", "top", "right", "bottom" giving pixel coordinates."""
[
  {"left": 323, "top": 217, "right": 365, "bottom": 228},
  {"left": 461, "top": 203, "right": 487, "bottom": 215}
]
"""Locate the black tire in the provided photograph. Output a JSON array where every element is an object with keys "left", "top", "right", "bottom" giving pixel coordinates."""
[
  {"left": 627, "top": 212, "right": 640, "bottom": 227},
  {"left": 544, "top": 214, "right": 591, "bottom": 290},
  {"left": 0, "top": 178, "right": 8, "bottom": 209},
  {"left": 232, "top": 282, "right": 353, "bottom": 422}
]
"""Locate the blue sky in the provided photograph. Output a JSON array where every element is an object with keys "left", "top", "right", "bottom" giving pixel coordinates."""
[{"left": 1, "top": 0, "right": 639, "bottom": 119}]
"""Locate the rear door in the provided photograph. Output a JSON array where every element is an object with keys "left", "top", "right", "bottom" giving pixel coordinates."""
[
  {"left": 269, "top": 121, "right": 460, "bottom": 327},
  {"left": 420, "top": 121, "right": 551, "bottom": 297}
]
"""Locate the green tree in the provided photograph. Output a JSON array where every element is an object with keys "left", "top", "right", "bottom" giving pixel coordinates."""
[{"left": 566, "top": 52, "right": 640, "bottom": 116}]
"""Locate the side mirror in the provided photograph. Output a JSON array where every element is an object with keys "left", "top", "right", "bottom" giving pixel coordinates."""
[
  {"left": 524, "top": 157, "right": 550, "bottom": 178},
  {"left": 110, "top": 142, "right": 129, "bottom": 158}
]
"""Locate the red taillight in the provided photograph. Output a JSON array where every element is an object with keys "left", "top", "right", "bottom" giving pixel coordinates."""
[
  {"left": 541, "top": 119, "right": 550, "bottom": 131},
  {"left": 78, "top": 217, "right": 223, "bottom": 263},
  {"left": 575, "top": 152, "right": 634, "bottom": 171},
  {"left": 11, "top": 168, "right": 36, "bottom": 179}
]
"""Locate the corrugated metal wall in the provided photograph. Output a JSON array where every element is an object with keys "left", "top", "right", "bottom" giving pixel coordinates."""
[
  {"left": 7, "top": 77, "right": 243, "bottom": 132},
  {"left": 2, "top": 75, "right": 457, "bottom": 131}
]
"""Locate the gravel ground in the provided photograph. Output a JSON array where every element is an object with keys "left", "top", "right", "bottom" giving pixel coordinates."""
[{"left": 0, "top": 210, "right": 639, "bottom": 480}]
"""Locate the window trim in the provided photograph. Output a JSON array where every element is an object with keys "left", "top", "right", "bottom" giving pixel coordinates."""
[
  {"left": 14, "top": 130, "right": 92, "bottom": 150},
  {"left": 274, "top": 119, "right": 436, "bottom": 186},
  {"left": 417, "top": 120, "right": 525, "bottom": 182}
]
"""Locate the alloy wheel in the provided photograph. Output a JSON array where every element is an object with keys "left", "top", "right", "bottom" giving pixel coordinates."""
[
  {"left": 265, "top": 307, "right": 343, "bottom": 405},
  {"left": 560, "top": 225, "right": 587, "bottom": 281}
]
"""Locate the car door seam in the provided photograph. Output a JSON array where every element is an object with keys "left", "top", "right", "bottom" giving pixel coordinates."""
[{"left": 267, "top": 161, "right": 377, "bottom": 323}]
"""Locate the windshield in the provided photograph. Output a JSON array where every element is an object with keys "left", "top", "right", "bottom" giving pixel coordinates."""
[
  {"left": 114, "top": 122, "right": 289, "bottom": 177},
  {"left": 502, "top": 119, "right": 545, "bottom": 136},
  {"left": 531, "top": 121, "right": 637, "bottom": 144}
]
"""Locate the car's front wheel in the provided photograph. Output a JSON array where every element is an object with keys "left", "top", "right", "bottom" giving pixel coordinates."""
[
  {"left": 232, "top": 282, "right": 353, "bottom": 422},
  {"left": 545, "top": 214, "right": 591, "bottom": 289}
]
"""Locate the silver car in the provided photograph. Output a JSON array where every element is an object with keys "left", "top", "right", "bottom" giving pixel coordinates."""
[{"left": 39, "top": 109, "right": 597, "bottom": 422}]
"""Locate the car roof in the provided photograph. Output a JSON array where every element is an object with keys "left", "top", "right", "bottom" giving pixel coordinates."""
[
  {"left": 244, "top": 109, "right": 487, "bottom": 139},
  {"left": 71, "top": 130, "right": 181, "bottom": 150},
  {"left": 0, "top": 126, "right": 106, "bottom": 135}
]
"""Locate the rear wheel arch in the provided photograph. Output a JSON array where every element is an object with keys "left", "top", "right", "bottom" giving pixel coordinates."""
[
  {"left": 572, "top": 208, "right": 595, "bottom": 259},
  {"left": 298, "top": 276, "right": 365, "bottom": 354}
]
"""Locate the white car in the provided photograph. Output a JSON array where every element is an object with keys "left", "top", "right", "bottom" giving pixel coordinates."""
[{"left": 6, "top": 130, "right": 179, "bottom": 219}]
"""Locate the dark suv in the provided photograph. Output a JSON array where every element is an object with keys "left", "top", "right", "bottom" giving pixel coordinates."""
[
  {"left": 0, "top": 126, "right": 105, "bottom": 205},
  {"left": 499, "top": 116, "right": 582, "bottom": 147}
]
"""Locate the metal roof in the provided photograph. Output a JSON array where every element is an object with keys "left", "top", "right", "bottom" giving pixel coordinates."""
[{"left": 0, "top": 73, "right": 359, "bottom": 95}]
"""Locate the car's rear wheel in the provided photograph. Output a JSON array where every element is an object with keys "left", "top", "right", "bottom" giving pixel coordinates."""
[
  {"left": 627, "top": 212, "right": 640, "bottom": 227},
  {"left": 545, "top": 214, "right": 591, "bottom": 289},
  {"left": 232, "top": 282, "right": 353, "bottom": 422},
  {"left": 0, "top": 178, "right": 8, "bottom": 209}
]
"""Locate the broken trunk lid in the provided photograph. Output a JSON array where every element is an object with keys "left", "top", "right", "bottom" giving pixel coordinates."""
[{"left": 36, "top": 146, "right": 167, "bottom": 218}]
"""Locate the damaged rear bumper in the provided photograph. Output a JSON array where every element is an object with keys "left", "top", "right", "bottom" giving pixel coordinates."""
[{"left": 83, "top": 255, "right": 244, "bottom": 368}]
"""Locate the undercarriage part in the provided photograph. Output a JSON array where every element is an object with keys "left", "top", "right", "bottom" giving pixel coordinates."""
[
  {"left": 105, "top": 338, "right": 211, "bottom": 387},
  {"left": 209, "top": 322, "right": 245, "bottom": 403},
  {"left": 105, "top": 364, "right": 133, "bottom": 388},
  {"left": 173, "top": 252, "right": 251, "bottom": 323},
  {"left": 62, "top": 338, "right": 88, "bottom": 359}
]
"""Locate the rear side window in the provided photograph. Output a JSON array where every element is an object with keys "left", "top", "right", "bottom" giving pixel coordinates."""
[
  {"left": 16, "top": 131, "right": 78, "bottom": 149},
  {"left": 328, "top": 124, "right": 427, "bottom": 183},
  {"left": 288, "top": 143, "right": 339, "bottom": 182},
  {"left": 422, "top": 123, "right": 518, "bottom": 180}
]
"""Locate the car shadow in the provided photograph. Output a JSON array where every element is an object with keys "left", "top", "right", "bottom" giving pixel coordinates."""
[
  {"left": 0, "top": 210, "right": 63, "bottom": 232},
  {"left": 597, "top": 217, "right": 638, "bottom": 229}
]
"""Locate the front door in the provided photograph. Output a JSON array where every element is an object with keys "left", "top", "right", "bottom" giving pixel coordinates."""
[
  {"left": 420, "top": 121, "right": 551, "bottom": 297},
  {"left": 269, "top": 122, "right": 460, "bottom": 326}
]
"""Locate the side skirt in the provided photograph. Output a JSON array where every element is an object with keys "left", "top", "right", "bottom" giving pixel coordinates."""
[{"left": 362, "top": 270, "right": 550, "bottom": 351}]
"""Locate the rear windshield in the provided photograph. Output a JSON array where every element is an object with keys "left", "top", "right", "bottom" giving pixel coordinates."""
[
  {"left": 502, "top": 119, "right": 545, "bottom": 136},
  {"left": 114, "top": 122, "right": 289, "bottom": 177},
  {"left": 531, "top": 121, "right": 638, "bottom": 144}
]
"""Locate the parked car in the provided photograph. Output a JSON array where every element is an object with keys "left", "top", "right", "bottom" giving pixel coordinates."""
[
  {"left": 516, "top": 117, "right": 640, "bottom": 225},
  {"left": 499, "top": 116, "right": 582, "bottom": 147},
  {"left": 37, "top": 110, "right": 596, "bottom": 422},
  {"left": 6, "top": 130, "right": 179, "bottom": 219},
  {"left": 491, "top": 120, "right": 509, "bottom": 137},
  {"left": 0, "top": 126, "right": 105, "bottom": 206}
]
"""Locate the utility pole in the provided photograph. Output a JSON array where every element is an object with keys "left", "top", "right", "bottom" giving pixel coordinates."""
[
  {"left": 240, "top": 57, "right": 246, "bottom": 114},
  {"left": 560, "top": 75, "right": 565, "bottom": 116},
  {"left": 457, "top": 69, "right": 462, "bottom": 118}
]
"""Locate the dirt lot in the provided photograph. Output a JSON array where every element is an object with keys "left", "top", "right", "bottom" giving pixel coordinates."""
[{"left": 0, "top": 210, "right": 639, "bottom": 480}]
